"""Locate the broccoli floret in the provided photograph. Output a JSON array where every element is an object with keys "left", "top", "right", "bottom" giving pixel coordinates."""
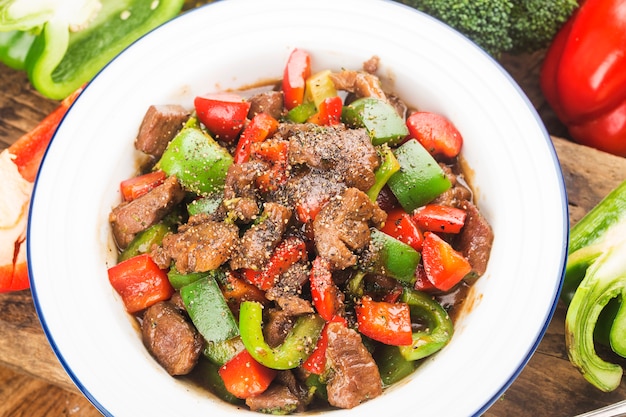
[
  {"left": 509, "top": 0, "right": 579, "bottom": 53},
  {"left": 395, "top": 0, "right": 578, "bottom": 57}
]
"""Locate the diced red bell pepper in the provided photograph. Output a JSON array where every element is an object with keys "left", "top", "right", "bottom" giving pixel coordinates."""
[
  {"left": 282, "top": 49, "right": 311, "bottom": 110},
  {"left": 413, "top": 263, "right": 437, "bottom": 292},
  {"left": 406, "top": 111, "right": 463, "bottom": 159},
  {"left": 107, "top": 253, "right": 174, "bottom": 313},
  {"left": 233, "top": 112, "right": 279, "bottom": 164},
  {"left": 242, "top": 236, "right": 307, "bottom": 291},
  {"left": 120, "top": 170, "right": 166, "bottom": 202},
  {"left": 219, "top": 271, "right": 268, "bottom": 315},
  {"left": 380, "top": 207, "right": 424, "bottom": 251},
  {"left": 310, "top": 256, "right": 344, "bottom": 321},
  {"left": 194, "top": 92, "right": 251, "bottom": 142},
  {"left": 309, "top": 96, "right": 343, "bottom": 126},
  {"left": 301, "top": 315, "right": 347, "bottom": 374},
  {"left": 421, "top": 232, "right": 472, "bottom": 292},
  {"left": 250, "top": 139, "right": 289, "bottom": 193},
  {"left": 412, "top": 204, "right": 467, "bottom": 234},
  {"left": 355, "top": 296, "right": 412, "bottom": 346},
  {"left": 218, "top": 348, "right": 277, "bottom": 399}
]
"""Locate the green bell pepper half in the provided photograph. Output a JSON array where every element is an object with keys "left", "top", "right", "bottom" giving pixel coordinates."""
[
  {"left": 363, "top": 228, "right": 421, "bottom": 285},
  {"left": 238, "top": 301, "right": 325, "bottom": 370},
  {"left": 14, "top": 0, "right": 184, "bottom": 99},
  {"left": 157, "top": 117, "right": 233, "bottom": 196},
  {"left": 398, "top": 288, "right": 454, "bottom": 361},
  {"left": 563, "top": 179, "right": 626, "bottom": 392},
  {"left": 387, "top": 138, "right": 451, "bottom": 212},
  {"left": 342, "top": 97, "right": 409, "bottom": 146},
  {"left": 0, "top": 30, "right": 35, "bottom": 70}
]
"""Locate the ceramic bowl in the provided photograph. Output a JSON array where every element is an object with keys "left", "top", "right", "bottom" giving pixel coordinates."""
[{"left": 28, "top": 0, "right": 568, "bottom": 415}]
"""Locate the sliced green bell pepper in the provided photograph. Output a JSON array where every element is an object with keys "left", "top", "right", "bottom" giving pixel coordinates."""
[
  {"left": 564, "top": 179, "right": 626, "bottom": 392},
  {"left": 342, "top": 97, "right": 409, "bottom": 146},
  {"left": 398, "top": 288, "right": 454, "bottom": 361},
  {"left": 157, "top": 117, "right": 233, "bottom": 196},
  {"left": 0, "top": 30, "right": 35, "bottom": 70},
  {"left": 363, "top": 228, "right": 421, "bottom": 285},
  {"left": 239, "top": 301, "right": 324, "bottom": 370},
  {"left": 180, "top": 276, "right": 239, "bottom": 345},
  {"left": 192, "top": 357, "right": 243, "bottom": 405},
  {"left": 118, "top": 222, "right": 172, "bottom": 262},
  {"left": 367, "top": 143, "right": 401, "bottom": 202},
  {"left": 374, "top": 343, "right": 417, "bottom": 386},
  {"left": 387, "top": 138, "right": 451, "bottom": 212},
  {"left": 4, "top": 0, "right": 184, "bottom": 99}
]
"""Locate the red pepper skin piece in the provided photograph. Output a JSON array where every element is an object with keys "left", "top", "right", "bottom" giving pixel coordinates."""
[
  {"left": 301, "top": 315, "right": 347, "bottom": 374},
  {"left": 414, "top": 263, "right": 437, "bottom": 293},
  {"left": 310, "top": 96, "right": 343, "bottom": 126},
  {"left": 243, "top": 237, "right": 307, "bottom": 291},
  {"left": 251, "top": 140, "right": 289, "bottom": 193},
  {"left": 282, "top": 49, "right": 311, "bottom": 110},
  {"left": 219, "top": 348, "right": 277, "bottom": 399},
  {"left": 540, "top": 0, "right": 626, "bottom": 156},
  {"left": 310, "top": 257, "right": 344, "bottom": 321},
  {"left": 421, "top": 232, "right": 472, "bottom": 292},
  {"left": 412, "top": 204, "right": 467, "bottom": 234},
  {"left": 380, "top": 207, "right": 424, "bottom": 251},
  {"left": 219, "top": 271, "right": 268, "bottom": 315},
  {"left": 194, "top": 93, "right": 251, "bottom": 143},
  {"left": 8, "top": 87, "right": 82, "bottom": 182},
  {"left": 406, "top": 111, "right": 463, "bottom": 159},
  {"left": 355, "top": 296, "right": 412, "bottom": 346},
  {"left": 120, "top": 170, "right": 166, "bottom": 202},
  {"left": 233, "top": 112, "right": 279, "bottom": 164},
  {"left": 107, "top": 254, "right": 174, "bottom": 313}
]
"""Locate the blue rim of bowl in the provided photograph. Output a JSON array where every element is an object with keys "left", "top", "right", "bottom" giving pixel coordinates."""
[{"left": 26, "top": 1, "right": 570, "bottom": 416}]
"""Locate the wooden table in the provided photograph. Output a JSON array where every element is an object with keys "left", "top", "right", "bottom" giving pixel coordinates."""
[{"left": 1, "top": 51, "right": 626, "bottom": 416}]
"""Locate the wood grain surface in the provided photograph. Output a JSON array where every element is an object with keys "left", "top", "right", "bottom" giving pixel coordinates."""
[{"left": 1, "top": 48, "right": 625, "bottom": 416}]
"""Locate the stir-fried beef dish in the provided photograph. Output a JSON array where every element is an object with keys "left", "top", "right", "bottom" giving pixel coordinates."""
[{"left": 106, "top": 49, "right": 494, "bottom": 414}]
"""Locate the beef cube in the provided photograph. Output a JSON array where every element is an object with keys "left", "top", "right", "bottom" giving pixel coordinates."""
[{"left": 135, "top": 105, "right": 189, "bottom": 158}]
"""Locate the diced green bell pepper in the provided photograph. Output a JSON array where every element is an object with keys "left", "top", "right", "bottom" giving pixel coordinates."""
[
  {"left": 564, "top": 179, "right": 626, "bottom": 392},
  {"left": 342, "top": 97, "right": 409, "bottom": 146},
  {"left": 180, "top": 276, "right": 239, "bottom": 344},
  {"left": 398, "top": 288, "right": 454, "bottom": 361},
  {"left": 187, "top": 194, "right": 222, "bottom": 217},
  {"left": 367, "top": 143, "right": 401, "bottom": 202},
  {"left": 20, "top": 0, "right": 184, "bottom": 99},
  {"left": 192, "top": 358, "right": 243, "bottom": 405},
  {"left": 305, "top": 69, "right": 337, "bottom": 109},
  {"left": 239, "top": 301, "right": 324, "bottom": 370},
  {"left": 118, "top": 222, "right": 172, "bottom": 262},
  {"left": 158, "top": 117, "right": 233, "bottom": 196},
  {"left": 287, "top": 101, "right": 316, "bottom": 123},
  {"left": 387, "top": 138, "right": 451, "bottom": 212},
  {"left": 363, "top": 228, "right": 421, "bottom": 285},
  {"left": 204, "top": 335, "right": 245, "bottom": 367},
  {"left": 374, "top": 344, "right": 417, "bottom": 386}
]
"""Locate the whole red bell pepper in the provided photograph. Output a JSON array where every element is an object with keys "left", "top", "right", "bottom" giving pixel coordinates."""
[{"left": 540, "top": 0, "right": 626, "bottom": 157}]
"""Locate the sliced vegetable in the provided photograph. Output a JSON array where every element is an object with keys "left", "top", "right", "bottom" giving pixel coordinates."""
[
  {"left": 250, "top": 139, "right": 289, "bottom": 193},
  {"left": 364, "top": 228, "right": 421, "bottom": 285},
  {"left": 167, "top": 266, "right": 211, "bottom": 290},
  {"left": 564, "top": 179, "right": 626, "bottom": 392},
  {"left": 218, "top": 348, "right": 277, "bottom": 399},
  {"left": 406, "top": 111, "right": 464, "bottom": 158},
  {"left": 310, "top": 256, "right": 344, "bottom": 321},
  {"left": 305, "top": 69, "right": 338, "bottom": 109},
  {"left": 194, "top": 358, "right": 243, "bottom": 404},
  {"left": 194, "top": 92, "right": 251, "bottom": 142},
  {"left": 157, "top": 117, "right": 233, "bottom": 196},
  {"left": 233, "top": 112, "right": 279, "bottom": 164},
  {"left": 239, "top": 301, "right": 324, "bottom": 370},
  {"left": 375, "top": 344, "right": 417, "bottom": 386},
  {"left": 217, "top": 271, "right": 267, "bottom": 314},
  {"left": 180, "top": 276, "right": 240, "bottom": 345},
  {"left": 314, "top": 95, "right": 343, "bottom": 126},
  {"left": 282, "top": 48, "right": 311, "bottom": 110},
  {"left": 421, "top": 231, "right": 472, "bottom": 292},
  {"left": 366, "top": 144, "right": 401, "bottom": 202},
  {"left": 301, "top": 315, "right": 347, "bottom": 375},
  {"left": 398, "top": 288, "right": 454, "bottom": 361},
  {"left": 355, "top": 296, "right": 413, "bottom": 346},
  {"left": 380, "top": 207, "right": 424, "bottom": 251},
  {"left": 22, "top": 0, "right": 184, "bottom": 100},
  {"left": 412, "top": 204, "right": 466, "bottom": 234},
  {"left": 120, "top": 170, "right": 166, "bottom": 202},
  {"left": 387, "top": 138, "right": 451, "bottom": 212},
  {"left": 342, "top": 97, "right": 409, "bottom": 146},
  {"left": 107, "top": 253, "right": 174, "bottom": 313},
  {"left": 118, "top": 222, "right": 172, "bottom": 263},
  {"left": 287, "top": 101, "right": 316, "bottom": 123},
  {"left": 0, "top": 30, "right": 35, "bottom": 70}
]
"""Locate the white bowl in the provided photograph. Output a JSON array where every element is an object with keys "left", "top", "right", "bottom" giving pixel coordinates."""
[{"left": 28, "top": 0, "right": 568, "bottom": 416}]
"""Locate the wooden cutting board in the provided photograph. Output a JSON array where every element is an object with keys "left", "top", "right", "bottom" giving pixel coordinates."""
[{"left": 1, "top": 53, "right": 626, "bottom": 416}]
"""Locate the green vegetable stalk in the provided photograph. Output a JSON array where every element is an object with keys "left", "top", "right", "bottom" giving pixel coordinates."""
[
  {"left": 564, "top": 179, "right": 626, "bottom": 392},
  {"left": 394, "top": 0, "right": 579, "bottom": 58}
]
